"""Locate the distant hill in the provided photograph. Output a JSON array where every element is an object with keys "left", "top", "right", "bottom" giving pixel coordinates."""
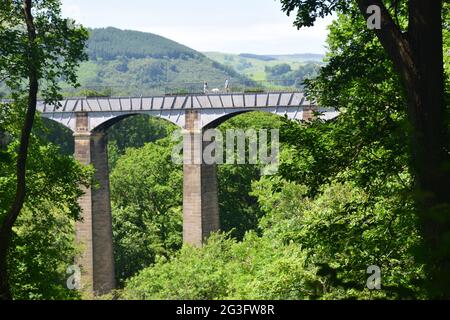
[
  {"left": 203, "top": 52, "right": 324, "bottom": 82},
  {"left": 268, "top": 53, "right": 324, "bottom": 62},
  {"left": 62, "top": 28, "right": 252, "bottom": 96},
  {"left": 237, "top": 53, "right": 324, "bottom": 63},
  {"left": 86, "top": 27, "right": 200, "bottom": 61},
  {"left": 239, "top": 53, "right": 276, "bottom": 61}
]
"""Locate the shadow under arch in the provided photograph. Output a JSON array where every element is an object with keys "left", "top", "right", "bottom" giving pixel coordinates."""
[
  {"left": 91, "top": 114, "right": 138, "bottom": 133},
  {"left": 40, "top": 117, "right": 75, "bottom": 155},
  {"left": 203, "top": 110, "right": 252, "bottom": 131},
  {"left": 91, "top": 112, "right": 182, "bottom": 134},
  {"left": 90, "top": 113, "right": 178, "bottom": 166},
  {"left": 202, "top": 109, "right": 288, "bottom": 131}
]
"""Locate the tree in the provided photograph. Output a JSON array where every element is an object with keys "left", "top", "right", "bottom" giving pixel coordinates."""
[
  {"left": 1, "top": 101, "right": 92, "bottom": 299},
  {"left": 110, "top": 137, "right": 183, "bottom": 284},
  {"left": 122, "top": 177, "right": 423, "bottom": 300},
  {"left": 217, "top": 112, "right": 284, "bottom": 240},
  {"left": 0, "top": 0, "right": 88, "bottom": 300},
  {"left": 265, "top": 63, "right": 292, "bottom": 77},
  {"left": 280, "top": 0, "right": 450, "bottom": 298},
  {"left": 107, "top": 116, "right": 176, "bottom": 161},
  {"left": 122, "top": 233, "right": 320, "bottom": 300}
]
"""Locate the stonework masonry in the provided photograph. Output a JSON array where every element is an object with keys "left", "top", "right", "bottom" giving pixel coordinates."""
[
  {"left": 74, "top": 113, "right": 115, "bottom": 296},
  {"left": 183, "top": 110, "right": 220, "bottom": 246}
]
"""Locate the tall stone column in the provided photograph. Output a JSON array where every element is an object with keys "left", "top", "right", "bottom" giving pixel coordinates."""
[
  {"left": 183, "top": 110, "right": 220, "bottom": 246},
  {"left": 74, "top": 112, "right": 115, "bottom": 296}
]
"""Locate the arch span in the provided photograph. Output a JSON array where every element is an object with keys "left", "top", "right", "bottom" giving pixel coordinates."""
[
  {"left": 201, "top": 108, "right": 302, "bottom": 130},
  {"left": 199, "top": 105, "right": 342, "bottom": 130},
  {"left": 89, "top": 110, "right": 185, "bottom": 133}
]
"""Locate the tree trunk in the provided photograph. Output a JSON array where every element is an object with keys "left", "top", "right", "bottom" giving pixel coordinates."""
[
  {"left": 0, "top": 0, "right": 38, "bottom": 301},
  {"left": 406, "top": 0, "right": 450, "bottom": 299}
]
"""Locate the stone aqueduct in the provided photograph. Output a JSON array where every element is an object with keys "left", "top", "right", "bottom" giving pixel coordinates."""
[{"left": 38, "top": 92, "right": 338, "bottom": 294}]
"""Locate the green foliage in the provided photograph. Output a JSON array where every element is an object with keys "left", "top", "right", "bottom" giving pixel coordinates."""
[
  {"left": 2, "top": 0, "right": 447, "bottom": 301},
  {"left": 122, "top": 233, "right": 319, "bottom": 300},
  {"left": 279, "top": 13, "right": 409, "bottom": 198},
  {"left": 1, "top": 0, "right": 89, "bottom": 299},
  {"left": 264, "top": 62, "right": 320, "bottom": 88},
  {"left": 253, "top": 178, "right": 425, "bottom": 299},
  {"left": 239, "top": 53, "right": 276, "bottom": 61},
  {"left": 217, "top": 112, "right": 284, "bottom": 240},
  {"left": 106, "top": 115, "right": 176, "bottom": 169},
  {"left": 36, "top": 118, "right": 74, "bottom": 156},
  {"left": 110, "top": 137, "right": 183, "bottom": 284},
  {"left": 0, "top": 0, "right": 88, "bottom": 102},
  {"left": 121, "top": 172, "right": 424, "bottom": 300},
  {"left": 117, "top": 3, "right": 446, "bottom": 301},
  {"left": 265, "top": 63, "right": 292, "bottom": 77},
  {"left": 111, "top": 116, "right": 172, "bottom": 152},
  {"left": 0, "top": 106, "right": 92, "bottom": 300}
]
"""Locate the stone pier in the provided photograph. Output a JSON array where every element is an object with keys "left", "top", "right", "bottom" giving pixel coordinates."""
[
  {"left": 74, "top": 112, "right": 116, "bottom": 295},
  {"left": 183, "top": 110, "right": 220, "bottom": 246}
]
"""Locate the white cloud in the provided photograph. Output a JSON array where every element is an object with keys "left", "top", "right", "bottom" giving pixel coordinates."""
[
  {"left": 61, "top": 3, "right": 85, "bottom": 24},
  {"left": 147, "top": 17, "right": 332, "bottom": 54},
  {"left": 60, "top": 0, "right": 334, "bottom": 54}
]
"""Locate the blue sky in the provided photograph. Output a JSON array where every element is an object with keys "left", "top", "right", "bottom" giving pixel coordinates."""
[{"left": 61, "top": 0, "right": 333, "bottom": 54}]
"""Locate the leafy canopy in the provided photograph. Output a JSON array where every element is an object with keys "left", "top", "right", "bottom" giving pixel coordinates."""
[{"left": 0, "top": 0, "right": 88, "bottom": 102}]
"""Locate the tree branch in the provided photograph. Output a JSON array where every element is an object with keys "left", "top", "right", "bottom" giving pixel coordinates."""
[
  {"left": 355, "top": 0, "right": 418, "bottom": 82},
  {"left": 390, "top": 0, "right": 401, "bottom": 28}
]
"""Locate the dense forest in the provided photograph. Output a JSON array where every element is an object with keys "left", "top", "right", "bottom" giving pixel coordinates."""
[{"left": 0, "top": 0, "right": 449, "bottom": 301}]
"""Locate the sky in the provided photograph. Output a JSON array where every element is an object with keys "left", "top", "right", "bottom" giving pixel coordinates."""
[{"left": 61, "top": 0, "right": 333, "bottom": 55}]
